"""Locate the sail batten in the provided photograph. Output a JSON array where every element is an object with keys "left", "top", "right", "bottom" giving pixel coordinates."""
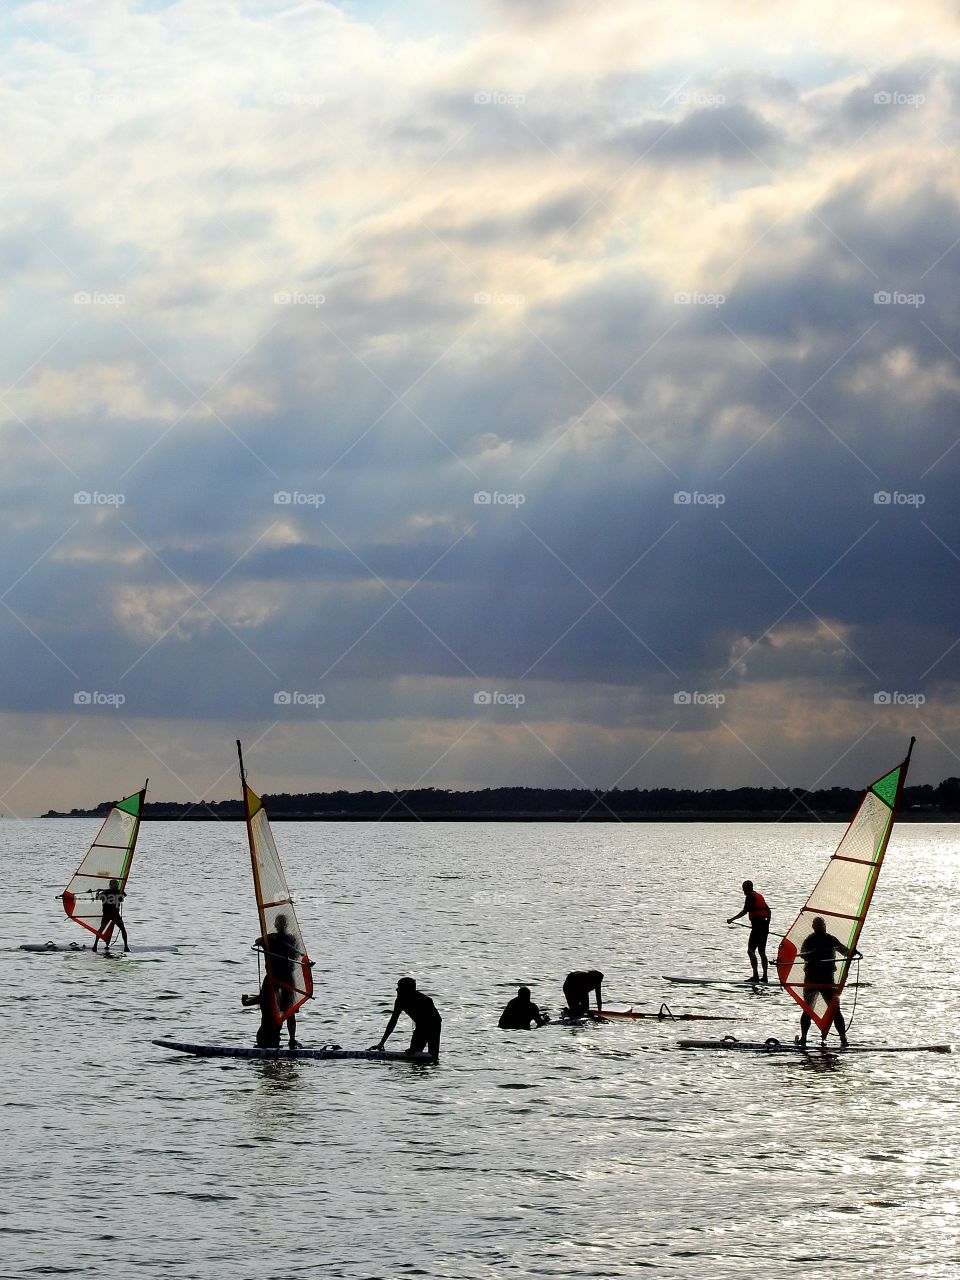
[
  {"left": 61, "top": 782, "right": 148, "bottom": 940},
  {"left": 237, "top": 743, "right": 313, "bottom": 1027},
  {"left": 776, "top": 739, "right": 915, "bottom": 1033}
]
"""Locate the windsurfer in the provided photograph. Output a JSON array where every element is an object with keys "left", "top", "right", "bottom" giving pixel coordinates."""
[
  {"left": 727, "top": 880, "right": 771, "bottom": 982},
  {"left": 499, "top": 986, "right": 549, "bottom": 1029},
  {"left": 371, "top": 977, "right": 442, "bottom": 1062},
  {"left": 92, "top": 878, "right": 129, "bottom": 952},
  {"left": 562, "top": 969, "right": 604, "bottom": 1018},
  {"left": 249, "top": 913, "right": 302, "bottom": 1047},
  {"left": 797, "top": 916, "right": 859, "bottom": 1047}
]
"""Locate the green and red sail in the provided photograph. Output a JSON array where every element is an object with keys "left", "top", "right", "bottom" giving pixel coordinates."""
[
  {"left": 777, "top": 738, "right": 915, "bottom": 1033},
  {"left": 61, "top": 782, "right": 148, "bottom": 941}
]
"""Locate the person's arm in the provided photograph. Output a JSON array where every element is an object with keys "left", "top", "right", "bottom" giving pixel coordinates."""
[
  {"left": 594, "top": 980, "right": 603, "bottom": 1014},
  {"left": 372, "top": 1000, "right": 401, "bottom": 1050},
  {"left": 727, "top": 897, "right": 749, "bottom": 924}
]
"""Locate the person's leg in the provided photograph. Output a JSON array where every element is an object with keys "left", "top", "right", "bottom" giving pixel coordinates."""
[
  {"left": 285, "top": 1013, "right": 298, "bottom": 1047},
  {"left": 832, "top": 1003, "right": 848, "bottom": 1046},
  {"left": 115, "top": 916, "right": 129, "bottom": 951},
  {"left": 757, "top": 925, "right": 769, "bottom": 980},
  {"left": 428, "top": 1019, "right": 441, "bottom": 1063},
  {"left": 92, "top": 912, "right": 107, "bottom": 951},
  {"left": 746, "top": 931, "right": 760, "bottom": 981},
  {"left": 408, "top": 1027, "right": 428, "bottom": 1056}
]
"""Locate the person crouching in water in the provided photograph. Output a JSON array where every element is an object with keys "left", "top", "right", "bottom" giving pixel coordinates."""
[
  {"left": 499, "top": 985, "right": 549, "bottom": 1029},
  {"left": 372, "top": 977, "right": 442, "bottom": 1062}
]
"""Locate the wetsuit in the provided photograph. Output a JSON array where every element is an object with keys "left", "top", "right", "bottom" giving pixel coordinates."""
[
  {"left": 402, "top": 991, "right": 442, "bottom": 1060},
  {"left": 745, "top": 890, "right": 771, "bottom": 957},
  {"left": 799, "top": 929, "right": 849, "bottom": 1041},
  {"left": 499, "top": 995, "right": 545, "bottom": 1030},
  {"left": 94, "top": 884, "right": 128, "bottom": 949},
  {"left": 562, "top": 970, "right": 603, "bottom": 1018}
]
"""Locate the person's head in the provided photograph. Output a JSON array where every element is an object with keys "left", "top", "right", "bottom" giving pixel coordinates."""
[
  {"left": 275, "top": 912, "right": 289, "bottom": 933},
  {"left": 397, "top": 976, "right": 417, "bottom": 997},
  {"left": 812, "top": 916, "right": 827, "bottom": 933},
  {"left": 109, "top": 879, "right": 119, "bottom": 889},
  {"left": 587, "top": 969, "right": 604, "bottom": 985},
  {"left": 518, "top": 986, "right": 531, "bottom": 1002},
  {"left": 742, "top": 880, "right": 753, "bottom": 893}
]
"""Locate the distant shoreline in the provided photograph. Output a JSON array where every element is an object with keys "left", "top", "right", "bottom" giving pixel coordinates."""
[{"left": 40, "top": 810, "right": 954, "bottom": 822}]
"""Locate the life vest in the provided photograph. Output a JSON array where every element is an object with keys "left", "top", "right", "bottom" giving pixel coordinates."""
[{"left": 747, "top": 891, "right": 770, "bottom": 921}]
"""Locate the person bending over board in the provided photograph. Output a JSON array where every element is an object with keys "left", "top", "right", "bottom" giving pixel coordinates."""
[
  {"left": 371, "top": 977, "right": 442, "bottom": 1063},
  {"left": 562, "top": 969, "right": 604, "bottom": 1019},
  {"left": 93, "top": 879, "right": 128, "bottom": 952},
  {"left": 499, "top": 986, "right": 549, "bottom": 1030},
  {"left": 726, "top": 880, "right": 771, "bottom": 982},
  {"left": 797, "top": 915, "right": 860, "bottom": 1048}
]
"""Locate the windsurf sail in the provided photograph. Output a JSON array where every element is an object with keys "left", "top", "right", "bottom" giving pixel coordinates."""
[
  {"left": 237, "top": 741, "right": 313, "bottom": 1026},
  {"left": 60, "top": 782, "right": 148, "bottom": 941},
  {"left": 776, "top": 737, "right": 915, "bottom": 1034}
]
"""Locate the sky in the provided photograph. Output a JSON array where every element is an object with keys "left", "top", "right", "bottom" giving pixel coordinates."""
[{"left": 1, "top": 0, "right": 959, "bottom": 814}]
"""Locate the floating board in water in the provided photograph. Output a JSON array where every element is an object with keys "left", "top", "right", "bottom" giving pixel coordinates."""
[
  {"left": 678, "top": 1036, "right": 951, "bottom": 1055},
  {"left": 20, "top": 942, "right": 179, "bottom": 954},
  {"left": 600, "top": 1007, "right": 735, "bottom": 1022},
  {"left": 663, "top": 976, "right": 870, "bottom": 989},
  {"left": 153, "top": 1038, "right": 434, "bottom": 1063}
]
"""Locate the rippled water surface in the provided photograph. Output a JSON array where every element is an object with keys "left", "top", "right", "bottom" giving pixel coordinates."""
[{"left": 3, "top": 820, "right": 959, "bottom": 1279}]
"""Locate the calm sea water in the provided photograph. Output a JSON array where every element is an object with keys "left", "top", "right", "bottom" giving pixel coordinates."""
[{"left": 3, "top": 819, "right": 958, "bottom": 1279}]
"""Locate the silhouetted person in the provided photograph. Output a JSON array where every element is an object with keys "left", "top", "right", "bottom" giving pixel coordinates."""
[
  {"left": 372, "top": 977, "right": 441, "bottom": 1062},
  {"left": 562, "top": 969, "right": 603, "bottom": 1018},
  {"left": 797, "top": 915, "right": 858, "bottom": 1047},
  {"left": 242, "top": 976, "right": 298, "bottom": 1048},
  {"left": 93, "top": 878, "right": 128, "bottom": 952},
  {"left": 727, "top": 879, "right": 771, "bottom": 982},
  {"left": 499, "top": 986, "right": 549, "bottom": 1029},
  {"left": 249, "top": 913, "right": 301, "bottom": 1047}
]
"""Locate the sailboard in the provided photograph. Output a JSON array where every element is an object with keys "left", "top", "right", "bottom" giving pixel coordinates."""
[
  {"left": 678, "top": 1036, "right": 951, "bottom": 1055},
  {"left": 776, "top": 737, "right": 915, "bottom": 1036},
  {"left": 238, "top": 741, "right": 313, "bottom": 1028},
  {"left": 153, "top": 1039, "right": 433, "bottom": 1064},
  {"left": 562, "top": 1006, "right": 737, "bottom": 1023},
  {"left": 19, "top": 942, "right": 176, "bottom": 954},
  {"left": 59, "top": 782, "right": 148, "bottom": 944}
]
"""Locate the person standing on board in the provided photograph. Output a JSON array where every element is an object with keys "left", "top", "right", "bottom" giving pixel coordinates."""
[
  {"left": 797, "top": 915, "right": 859, "bottom": 1048},
  {"left": 92, "top": 878, "right": 129, "bottom": 952},
  {"left": 499, "top": 986, "right": 549, "bottom": 1029},
  {"left": 562, "top": 969, "right": 604, "bottom": 1018},
  {"left": 371, "top": 977, "right": 442, "bottom": 1062},
  {"left": 243, "top": 914, "right": 302, "bottom": 1048},
  {"left": 727, "top": 880, "right": 771, "bottom": 982}
]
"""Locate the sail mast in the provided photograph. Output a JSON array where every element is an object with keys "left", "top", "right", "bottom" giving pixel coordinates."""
[{"left": 236, "top": 740, "right": 313, "bottom": 1027}]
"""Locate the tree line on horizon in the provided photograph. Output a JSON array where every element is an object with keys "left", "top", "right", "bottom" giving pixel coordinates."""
[{"left": 45, "top": 778, "right": 960, "bottom": 820}]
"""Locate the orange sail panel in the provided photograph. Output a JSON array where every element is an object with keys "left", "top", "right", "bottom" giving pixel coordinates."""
[
  {"left": 61, "top": 784, "right": 147, "bottom": 940},
  {"left": 241, "top": 778, "right": 313, "bottom": 1026},
  {"left": 776, "top": 739, "right": 915, "bottom": 1033}
]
